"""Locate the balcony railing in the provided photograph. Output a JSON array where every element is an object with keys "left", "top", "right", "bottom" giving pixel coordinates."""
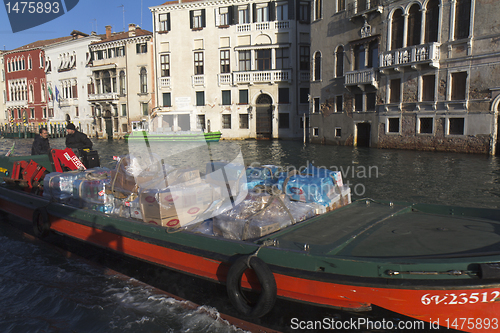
[
  {"left": 218, "top": 73, "right": 232, "bottom": 86},
  {"left": 158, "top": 77, "right": 171, "bottom": 89},
  {"left": 192, "top": 75, "right": 205, "bottom": 87},
  {"left": 300, "top": 71, "right": 310, "bottom": 82},
  {"left": 59, "top": 98, "right": 76, "bottom": 107},
  {"left": 345, "top": 68, "right": 378, "bottom": 88},
  {"left": 88, "top": 92, "right": 119, "bottom": 101},
  {"left": 348, "top": 0, "right": 382, "bottom": 18},
  {"left": 236, "top": 21, "right": 289, "bottom": 33},
  {"left": 379, "top": 42, "right": 441, "bottom": 69},
  {"left": 234, "top": 70, "right": 291, "bottom": 85},
  {"left": 6, "top": 100, "right": 27, "bottom": 108}
]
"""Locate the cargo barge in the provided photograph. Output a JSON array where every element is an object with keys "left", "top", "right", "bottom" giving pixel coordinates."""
[{"left": 0, "top": 152, "right": 499, "bottom": 333}]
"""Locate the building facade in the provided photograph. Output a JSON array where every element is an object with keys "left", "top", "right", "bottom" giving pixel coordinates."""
[
  {"left": 44, "top": 31, "right": 101, "bottom": 136},
  {"left": 0, "top": 52, "right": 6, "bottom": 124},
  {"left": 310, "top": 0, "right": 500, "bottom": 154},
  {"left": 150, "top": 0, "right": 311, "bottom": 139},
  {"left": 88, "top": 24, "right": 155, "bottom": 139},
  {"left": 3, "top": 37, "right": 72, "bottom": 129}
]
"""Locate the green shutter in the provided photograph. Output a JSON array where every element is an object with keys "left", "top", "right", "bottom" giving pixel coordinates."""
[{"left": 163, "top": 93, "right": 171, "bottom": 107}]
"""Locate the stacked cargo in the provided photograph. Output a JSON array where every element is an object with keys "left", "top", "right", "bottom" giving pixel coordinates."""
[{"left": 41, "top": 156, "right": 352, "bottom": 240}]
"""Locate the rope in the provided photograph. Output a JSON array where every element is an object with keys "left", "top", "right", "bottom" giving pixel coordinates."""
[{"left": 245, "top": 239, "right": 276, "bottom": 268}]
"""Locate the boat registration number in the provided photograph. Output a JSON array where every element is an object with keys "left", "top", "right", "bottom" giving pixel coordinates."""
[{"left": 421, "top": 291, "right": 500, "bottom": 305}]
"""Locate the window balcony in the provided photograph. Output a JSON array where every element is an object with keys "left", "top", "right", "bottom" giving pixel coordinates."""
[
  {"left": 192, "top": 75, "right": 205, "bottom": 87},
  {"left": 345, "top": 68, "right": 378, "bottom": 89},
  {"left": 348, "top": 0, "right": 382, "bottom": 19},
  {"left": 158, "top": 77, "right": 171, "bottom": 89},
  {"left": 6, "top": 100, "right": 26, "bottom": 107},
  {"left": 88, "top": 92, "right": 119, "bottom": 101},
  {"left": 235, "top": 21, "right": 289, "bottom": 33},
  {"left": 218, "top": 73, "right": 232, "bottom": 86},
  {"left": 234, "top": 70, "right": 291, "bottom": 85},
  {"left": 255, "top": 22, "right": 270, "bottom": 30},
  {"left": 379, "top": 42, "right": 441, "bottom": 71},
  {"left": 60, "top": 98, "right": 76, "bottom": 107},
  {"left": 300, "top": 71, "right": 310, "bottom": 82}
]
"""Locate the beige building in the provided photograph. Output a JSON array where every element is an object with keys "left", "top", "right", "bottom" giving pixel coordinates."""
[
  {"left": 310, "top": 0, "right": 500, "bottom": 155},
  {"left": 44, "top": 31, "right": 102, "bottom": 136},
  {"left": 88, "top": 24, "right": 155, "bottom": 139},
  {"left": 150, "top": 0, "right": 311, "bottom": 139}
]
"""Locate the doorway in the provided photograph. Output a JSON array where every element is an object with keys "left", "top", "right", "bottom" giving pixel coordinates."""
[
  {"left": 356, "top": 122, "right": 371, "bottom": 147},
  {"left": 256, "top": 94, "right": 272, "bottom": 139}
]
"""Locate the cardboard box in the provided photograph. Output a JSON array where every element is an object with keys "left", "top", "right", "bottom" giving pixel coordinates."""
[
  {"left": 140, "top": 181, "right": 218, "bottom": 220},
  {"left": 110, "top": 169, "right": 159, "bottom": 193},
  {"left": 144, "top": 208, "right": 204, "bottom": 228}
]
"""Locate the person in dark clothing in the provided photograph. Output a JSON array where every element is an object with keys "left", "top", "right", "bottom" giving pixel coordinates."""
[
  {"left": 65, "top": 123, "right": 93, "bottom": 149},
  {"left": 31, "top": 127, "right": 51, "bottom": 155}
]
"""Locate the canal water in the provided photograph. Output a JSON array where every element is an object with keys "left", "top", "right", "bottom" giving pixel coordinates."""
[{"left": 1, "top": 137, "right": 499, "bottom": 332}]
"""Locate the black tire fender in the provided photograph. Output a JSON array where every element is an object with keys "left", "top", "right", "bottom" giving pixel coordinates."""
[
  {"left": 226, "top": 256, "right": 277, "bottom": 318},
  {"left": 32, "top": 207, "right": 50, "bottom": 239}
]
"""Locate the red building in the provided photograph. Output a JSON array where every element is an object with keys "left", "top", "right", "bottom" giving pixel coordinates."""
[{"left": 4, "top": 36, "right": 71, "bottom": 127}]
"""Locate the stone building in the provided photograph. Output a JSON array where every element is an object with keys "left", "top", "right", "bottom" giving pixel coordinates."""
[
  {"left": 310, "top": 0, "right": 500, "bottom": 154},
  {"left": 150, "top": 0, "right": 311, "bottom": 139},
  {"left": 88, "top": 24, "right": 155, "bottom": 139},
  {"left": 44, "top": 30, "right": 101, "bottom": 136}
]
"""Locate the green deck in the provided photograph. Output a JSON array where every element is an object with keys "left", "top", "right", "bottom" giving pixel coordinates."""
[{"left": 124, "top": 131, "right": 222, "bottom": 142}]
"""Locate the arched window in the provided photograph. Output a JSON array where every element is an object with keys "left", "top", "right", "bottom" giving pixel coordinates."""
[
  {"left": 455, "top": 0, "right": 471, "bottom": 40},
  {"left": 28, "top": 56, "right": 32, "bottom": 70},
  {"left": 102, "top": 71, "right": 111, "bottom": 93},
  {"left": 391, "top": 9, "right": 404, "bottom": 49},
  {"left": 119, "top": 71, "right": 126, "bottom": 95},
  {"left": 425, "top": 0, "right": 440, "bottom": 43},
  {"left": 29, "top": 84, "right": 34, "bottom": 103},
  {"left": 314, "top": 52, "right": 321, "bottom": 81},
  {"left": 41, "top": 83, "right": 46, "bottom": 102},
  {"left": 140, "top": 67, "right": 147, "bottom": 93},
  {"left": 407, "top": 4, "right": 422, "bottom": 46},
  {"left": 336, "top": 46, "right": 344, "bottom": 77}
]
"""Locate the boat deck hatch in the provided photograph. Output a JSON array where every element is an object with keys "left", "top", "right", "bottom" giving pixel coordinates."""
[{"left": 272, "top": 200, "right": 500, "bottom": 258}]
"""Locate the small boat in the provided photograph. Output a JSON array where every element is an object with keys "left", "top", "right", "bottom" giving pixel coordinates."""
[
  {"left": 0, "top": 154, "right": 499, "bottom": 333},
  {"left": 125, "top": 114, "right": 222, "bottom": 142}
]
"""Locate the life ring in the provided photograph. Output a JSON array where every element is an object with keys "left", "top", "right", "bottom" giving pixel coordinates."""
[
  {"left": 32, "top": 207, "right": 50, "bottom": 238},
  {"left": 226, "top": 256, "right": 277, "bottom": 318}
]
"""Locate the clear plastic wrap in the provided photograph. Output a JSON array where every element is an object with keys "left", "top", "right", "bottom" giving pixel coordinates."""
[
  {"left": 275, "top": 172, "right": 336, "bottom": 205},
  {"left": 73, "top": 178, "right": 113, "bottom": 207},
  {"left": 42, "top": 171, "right": 87, "bottom": 203},
  {"left": 245, "top": 165, "right": 280, "bottom": 190},
  {"left": 213, "top": 191, "right": 315, "bottom": 240},
  {"left": 110, "top": 153, "right": 167, "bottom": 194}
]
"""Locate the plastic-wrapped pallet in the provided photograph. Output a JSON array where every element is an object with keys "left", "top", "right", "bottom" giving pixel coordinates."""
[
  {"left": 245, "top": 165, "right": 280, "bottom": 190},
  {"left": 110, "top": 154, "right": 167, "bottom": 196},
  {"left": 302, "top": 164, "right": 343, "bottom": 188},
  {"left": 275, "top": 171, "right": 336, "bottom": 206},
  {"left": 73, "top": 178, "right": 114, "bottom": 211},
  {"left": 43, "top": 171, "right": 87, "bottom": 203},
  {"left": 213, "top": 191, "right": 315, "bottom": 240}
]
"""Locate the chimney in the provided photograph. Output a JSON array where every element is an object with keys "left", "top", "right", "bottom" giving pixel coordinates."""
[
  {"left": 105, "top": 25, "right": 112, "bottom": 39},
  {"left": 128, "top": 23, "right": 136, "bottom": 37}
]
